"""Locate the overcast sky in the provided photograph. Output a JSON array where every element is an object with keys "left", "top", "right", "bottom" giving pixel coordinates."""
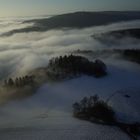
[{"left": 0, "top": 0, "right": 140, "bottom": 17}]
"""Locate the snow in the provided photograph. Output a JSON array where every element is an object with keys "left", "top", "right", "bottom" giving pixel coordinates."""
[{"left": 0, "top": 59, "right": 140, "bottom": 140}]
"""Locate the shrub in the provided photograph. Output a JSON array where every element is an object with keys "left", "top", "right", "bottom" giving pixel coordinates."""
[
  {"left": 73, "top": 95, "right": 115, "bottom": 123},
  {"left": 90, "top": 101, "right": 115, "bottom": 122}
]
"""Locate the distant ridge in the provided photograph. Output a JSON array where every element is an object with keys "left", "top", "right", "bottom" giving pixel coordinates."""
[{"left": 2, "top": 11, "right": 140, "bottom": 36}]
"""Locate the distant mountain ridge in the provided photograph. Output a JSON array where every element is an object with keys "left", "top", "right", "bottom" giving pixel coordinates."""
[
  {"left": 2, "top": 11, "right": 140, "bottom": 36},
  {"left": 25, "top": 11, "right": 140, "bottom": 25}
]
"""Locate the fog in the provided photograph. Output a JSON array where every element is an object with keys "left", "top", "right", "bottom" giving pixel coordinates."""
[
  {"left": 0, "top": 19, "right": 139, "bottom": 80},
  {"left": 0, "top": 18, "right": 140, "bottom": 129}
]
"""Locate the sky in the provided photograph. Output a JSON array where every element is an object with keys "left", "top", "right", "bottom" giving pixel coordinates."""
[{"left": 0, "top": 0, "right": 140, "bottom": 17}]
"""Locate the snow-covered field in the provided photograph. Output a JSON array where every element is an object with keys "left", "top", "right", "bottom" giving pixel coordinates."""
[
  {"left": 0, "top": 59, "right": 140, "bottom": 140},
  {"left": 0, "top": 18, "right": 140, "bottom": 139}
]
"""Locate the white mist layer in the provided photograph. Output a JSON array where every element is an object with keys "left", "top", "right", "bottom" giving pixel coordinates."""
[
  {"left": 0, "top": 19, "right": 140, "bottom": 79},
  {"left": 0, "top": 17, "right": 140, "bottom": 140}
]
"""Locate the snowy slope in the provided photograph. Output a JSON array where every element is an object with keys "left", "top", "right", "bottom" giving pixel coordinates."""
[{"left": 0, "top": 59, "right": 140, "bottom": 140}]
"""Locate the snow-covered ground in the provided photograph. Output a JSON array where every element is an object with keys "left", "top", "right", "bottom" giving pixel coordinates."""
[{"left": 0, "top": 59, "right": 140, "bottom": 140}]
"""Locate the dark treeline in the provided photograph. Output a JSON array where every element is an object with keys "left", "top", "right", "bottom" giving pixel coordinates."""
[
  {"left": 47, "top": 54, "right": 107, "bottom": 78},
  {"left": 122, "top": 49, "right": 140, "bottom": 64},
  {"left": 111, "top": 28, "right": 140, "bottom": 39},
  {"left": 4, "top": 75, "right": 35, "bottom": 88},
  {"left": 94, "top": 28, "right": 140, "bottom": 40},
  {"left": 74, "top": 49, "right": 140, "bottom": 65}
]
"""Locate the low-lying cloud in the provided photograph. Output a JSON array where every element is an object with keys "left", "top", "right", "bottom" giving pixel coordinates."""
[
  {"left": 0, "top": 19, "right": 140, "bottom": 80},
  {"left": 0, "top": 18, "right": 140, "bottom": 129}
]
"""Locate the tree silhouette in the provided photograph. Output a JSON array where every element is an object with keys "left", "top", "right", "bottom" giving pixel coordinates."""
[
  {"left": 47, "top": 55, "right": 107, "bottom": 79},
  {"left": 8, "top": 78, "right": 14, "bottom": 86}
]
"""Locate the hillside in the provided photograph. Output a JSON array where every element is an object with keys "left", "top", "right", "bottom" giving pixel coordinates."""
[
  {"left": 2, "top": 11, "right": 140, "bottom": 36},
  {"left": 92, "top": 28, "right": 140, "bottom": 45}
]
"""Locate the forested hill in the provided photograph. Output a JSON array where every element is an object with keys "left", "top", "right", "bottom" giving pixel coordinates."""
[
  {"left": 25, "top": 11, "right": 140, "bottom": 27},
  {"left": 2, "top": 11, "right": 140, "bottom": 36},
  {"left": 94, "top": 28, "right": 140, "bottom": 40}
]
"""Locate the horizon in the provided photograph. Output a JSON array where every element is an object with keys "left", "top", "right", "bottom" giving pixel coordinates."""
[
  {"left": 0, "top": 0, "right": 140, "bottom": 17},
  {"left": 0, "top": 10, "right": 140, "bottom": 18}
]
